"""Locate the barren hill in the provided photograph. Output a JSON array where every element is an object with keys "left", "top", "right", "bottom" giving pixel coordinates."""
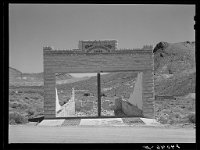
[
  {"left": 9, "top": 67, "right": 22, "bottom": 82},
  {"left": 154, "top": 41, "right": 195, "bottom": 74},
  {"left": 9, "top": 68, "right": 72, "bottom": 86},
  {"left": 154, "top": 41, "right": 196, "bottom": 96}
]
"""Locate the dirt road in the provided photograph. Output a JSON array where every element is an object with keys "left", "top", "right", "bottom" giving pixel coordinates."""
[{"left": 9, "top": 125, "right": 195, "bottom": 143}]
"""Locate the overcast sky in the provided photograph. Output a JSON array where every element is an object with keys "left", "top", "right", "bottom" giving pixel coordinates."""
[{"left": 9, "top": 4, "right": 195, "bottom": 73}]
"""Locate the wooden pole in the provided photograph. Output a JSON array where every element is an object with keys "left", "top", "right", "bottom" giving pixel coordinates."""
[{"left": 97, "top": 73, "right": 101, "bottom": 117}]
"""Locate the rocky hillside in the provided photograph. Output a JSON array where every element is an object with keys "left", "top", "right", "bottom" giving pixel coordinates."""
[
  {"left": 9, "top": 67, "right": 72, "bottom": 86},
  {"left": 154, "top": 41, "right": 195, "bottom": 74},
  {"left": 154, "top": 41, "right": 196, "bottom": 96}
]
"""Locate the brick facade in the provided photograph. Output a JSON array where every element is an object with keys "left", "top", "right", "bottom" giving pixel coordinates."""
[{"left": 43, "top": 40, "right": 154, "bottom": 118}]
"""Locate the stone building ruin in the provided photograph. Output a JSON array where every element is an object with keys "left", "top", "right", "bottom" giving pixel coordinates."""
[{"left": 43, "top": 40, "right": 155, "bottom": 119}]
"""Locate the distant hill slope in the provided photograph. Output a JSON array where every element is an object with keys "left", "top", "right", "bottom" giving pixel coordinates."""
[
  {"left": 154, "top": 41, "right": 196, "bottom": 96},
  {"left": 21, "top": 72, "right": 44, "bottom": 81},
  {"left": 9, "top": 67, "right": 22, "bottom": 82},
  {"left": 56, "top": 72, "right": 138, "bottom": 98},
  {"left": 9, "top": 67, "right": 72, "bottom": 86},
  {"left": 55, "top": 73, "right": 72, "bottom": 80}
]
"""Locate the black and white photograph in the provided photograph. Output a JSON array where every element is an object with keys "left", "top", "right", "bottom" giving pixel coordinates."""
[{"left": 7, "top": 4, "right": 195, "bottom": 144}]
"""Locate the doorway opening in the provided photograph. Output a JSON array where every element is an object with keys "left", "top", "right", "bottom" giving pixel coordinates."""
[
  {"left": 55, "top": 73, "right": 98, "bottom": 117},
  {"left": 100, "top": 71, "right": 139, "bottom": 117}
]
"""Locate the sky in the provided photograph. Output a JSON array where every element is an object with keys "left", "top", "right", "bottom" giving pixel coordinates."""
[{"left": 9, "top": 4, "right": 195, "bottom": 74}]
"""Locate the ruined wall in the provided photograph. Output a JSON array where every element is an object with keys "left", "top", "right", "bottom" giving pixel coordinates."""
[
  {"left": 43, "top": 47, "right": 154, "bottom": 118},
  {"left": 43, "top": 68, "right": 56, "bottom": 118},
  {"left": 114, "top": 97, "right": 143, "bottom": 117},
  {"left": 128, "top": 72, "right": 143, "bottom": 110},
  {"left": 142, "top": 70, "right": 155, "bottom": 118},
  {"left": 55, "top": 88, "right": 61, "bottom": 112},
  {"left": 121, "top": 99, "right": 143, "bottom": 117},
  {"left": 44, "top": 50, "right": 153, "bottom": 73},
  {"left": 56, "top": 100, "right": 75, "bottom": 117}
]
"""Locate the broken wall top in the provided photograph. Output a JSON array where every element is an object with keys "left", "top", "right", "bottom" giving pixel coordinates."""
[{"left": 43, "top": 40, "right": 153, "bottom": 55}]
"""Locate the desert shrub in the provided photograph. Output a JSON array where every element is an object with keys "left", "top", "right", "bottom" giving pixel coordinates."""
[
  {"left": 157, "top": 113, "right": 169, "bottom": 124},
  {"left": 181, "top": 105, "right": 186, "bottom": 109},
  {"left": 168, "top": 69, "right": 173, "bottom": 74},
  {"left": 19, "top": 103, "right": 28, "bottom": 109},
  {"left": 168, "top": 113, "right": 181, "bottom": 124},
  {"left": 84, "top": 93, "right": 90, "bottom": 96},
  {"left": 10, "top": 102, "right": 28, "bottom": 110},
  {"left": 30, "top": 96, "right": 39, "bottom": 100},
  {"left": 101, "top": 93, "right": 106, "bottom": 97},
  {"left": 187, "top": 105, "right": 194, "bottom": 111},
  {"left": 187, "top": 113, "right": 195, "bottom": 123},
  {"left": 36, "top": 105, "right": 44, "bottom": 112},
  {"left": 9, "top": 98, "right": 15, "bottom": 102},
  {"left": 60, "top": 101, "right": 66, "bottom": 106},
  {"left": 83, "top": 102, "right": 93, "bottom": 111},
  {"left": 9, "top": 119, "right": 16, "bottom": 125},
  {"left": 9, "top": 112, "right": 28, "bottom": 124},
  {"left": 10, "top": 102, "right": 19, "bottom": 108},
  {"left": 26, "top": 108, "right": 35, "bottom": 116},
  {"left": 174, "top": 113, "right": 180, "bottom": 118}
]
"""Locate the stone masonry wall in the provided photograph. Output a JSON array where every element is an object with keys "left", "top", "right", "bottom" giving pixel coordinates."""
[
  {"left": 43, "top": 48, "right": 154, "bottom": 118},
  {"left": 142, "top": 70, "right": 155, "bottom": 118}
]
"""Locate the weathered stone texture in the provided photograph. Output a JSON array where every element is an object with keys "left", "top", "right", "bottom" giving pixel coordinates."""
[{"left": 44, "top": 53, "right": 153, "bottom": 73}]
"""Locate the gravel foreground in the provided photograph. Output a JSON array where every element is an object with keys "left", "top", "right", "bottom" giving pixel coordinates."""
[{"left": 9, "top": 125, "right": 195, "bottom": 143}]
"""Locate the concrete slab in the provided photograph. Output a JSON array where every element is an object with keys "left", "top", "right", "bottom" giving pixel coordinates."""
[
  {"left": 25, "top": 122, "right": 38, "bottom": 126},
  {"left": 140, "top": 118, "right": 161, "bottom": 126},
  {"left": 37, "top": 119, "right": 65, "bottom": 126},
  {"left": 80, "top": 118, "right": 125, "bottom": 126}
]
